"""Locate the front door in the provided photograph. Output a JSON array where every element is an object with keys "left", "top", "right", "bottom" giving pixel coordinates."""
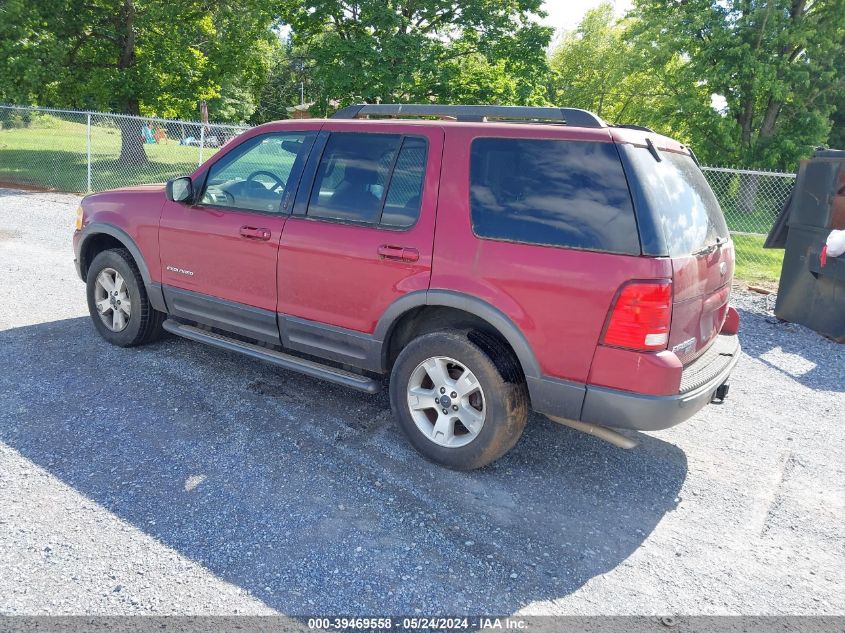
[
  {"left": 159, "top": 127, "right": 318, "bottom": 342},
  {"left": 276, "top": 124, "right": 444, "bottom": 359}
]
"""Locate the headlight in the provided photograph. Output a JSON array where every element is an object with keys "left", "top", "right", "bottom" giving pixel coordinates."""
[{"left": 74, "top": 206, "right": 84, "bottom": 231}]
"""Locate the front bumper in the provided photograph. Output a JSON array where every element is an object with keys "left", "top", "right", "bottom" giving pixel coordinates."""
[{"left": 580, "top": 334, "right": 741, "bottom": 431}]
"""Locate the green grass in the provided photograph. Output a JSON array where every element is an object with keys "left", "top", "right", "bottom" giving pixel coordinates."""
[
  {"left": 723, "top": 205, "right": 781, "bottom": 235},
  {"left": 0, "top": 115, "right": 221, "bottom": 192},
  {"left": 732, "top": 233, "right": 784, "bottom": 287}
]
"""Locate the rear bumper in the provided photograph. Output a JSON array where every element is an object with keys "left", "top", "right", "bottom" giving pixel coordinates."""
[{"left": 580, "top": 335, "right": 741, "bottom": 431}]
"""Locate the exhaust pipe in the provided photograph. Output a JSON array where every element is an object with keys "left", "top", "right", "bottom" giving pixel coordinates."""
[{"left": 546, "top": 416, "right": 639, "bottom": 449}]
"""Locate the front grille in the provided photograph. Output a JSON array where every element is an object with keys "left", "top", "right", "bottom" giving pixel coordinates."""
[{"left": 679, "top": 334, "right": 739, "bottom": 394}]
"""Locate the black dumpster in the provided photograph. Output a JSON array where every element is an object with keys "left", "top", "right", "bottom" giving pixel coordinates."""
[{"left": 765, "top": 149, "right": 845, "bottom": 341}]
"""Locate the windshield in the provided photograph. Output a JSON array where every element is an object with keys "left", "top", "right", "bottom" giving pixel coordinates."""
[{"left": 629, "top": 148, "right": 729, "bottom": 256}]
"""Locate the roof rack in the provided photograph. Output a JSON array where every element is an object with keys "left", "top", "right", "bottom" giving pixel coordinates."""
[
  {"left": 330, "top": 103, "right": 606, "bottom": 129},
  {"left": 613, "top": 123, "right": 655, "bottom": 133}
]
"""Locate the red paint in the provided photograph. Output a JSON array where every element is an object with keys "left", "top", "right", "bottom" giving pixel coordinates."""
[
  {"left": 721, "top": 306, "right": 741, "bottom": 336},
  {"left": 668, "top": 241, "right": 734, "bottom": 364},
  {"left": 158, "top": 203, "right": 287, "bottom": 311},
  {"left": 431, "top": 125, "right": 673, "bottom": 383},
  {"left": 588, "top": 346, "right": 684, "bottom": 396},
  {"left": 276, "top": 122, "right": 444, "bottom": 332}
]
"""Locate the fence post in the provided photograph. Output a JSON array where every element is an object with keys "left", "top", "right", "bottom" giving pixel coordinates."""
[
  {"left": 198, "top": 126, "right": 205, "bottom": 166},
  {"left": 86, "top": 113, "right": 92, "bottom": 193}
]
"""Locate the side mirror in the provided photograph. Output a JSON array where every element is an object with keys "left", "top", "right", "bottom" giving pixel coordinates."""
[{"left": 166, "top": 176, "right": 194, "bottom": 203}]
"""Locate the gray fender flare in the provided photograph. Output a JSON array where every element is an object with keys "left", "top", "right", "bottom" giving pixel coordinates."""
[
  {"left": 374, "top": 289, "right": 542, "bottom": 380},
  {"left": 76, "top": 223, "right": 166, "bottom": 312}
]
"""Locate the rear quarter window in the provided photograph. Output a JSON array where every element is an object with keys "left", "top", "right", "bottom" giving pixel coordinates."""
[{"left": 469, "top": 138, "right": 640, "bottom": 255}]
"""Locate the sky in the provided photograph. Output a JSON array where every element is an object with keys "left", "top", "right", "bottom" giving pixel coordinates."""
[{"left": 540, "top": 0, "right": 633, "bottom": 35}]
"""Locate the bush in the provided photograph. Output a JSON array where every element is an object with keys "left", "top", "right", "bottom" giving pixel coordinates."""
[{"left": 1, "top": 111, "right": 33, "bottom": 129}]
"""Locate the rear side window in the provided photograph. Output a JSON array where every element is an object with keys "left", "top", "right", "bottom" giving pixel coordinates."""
[
  {"left": 382, "top": 137, "right": 427, "bottom": 228},
  {"left": 307, "top": 132, "right": 427, "bottom": 228},
  {"left": 629, "top": 148, "right": 729, "bottom": 256},
  {"left": 470, "top": 138, "right": 639, "bottom": 254}
]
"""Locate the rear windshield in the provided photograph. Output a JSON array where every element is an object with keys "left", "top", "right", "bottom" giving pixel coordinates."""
[
  {"left": 470, "top": 138, "right": 640, "bottom": 255},
  {"left": 628, "top": 148, "right": 729, "bottom": 256}
]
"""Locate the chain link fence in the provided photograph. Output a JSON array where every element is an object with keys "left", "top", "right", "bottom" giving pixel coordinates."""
[
  {"left": 0, "top": 104, "right": 247, "bottom": 193},
  {"left": 1, "top": 104, "right": 796, "bottom": 284},
  {"left": 701, "top": 166, "right": 795, "bottom": 285}
]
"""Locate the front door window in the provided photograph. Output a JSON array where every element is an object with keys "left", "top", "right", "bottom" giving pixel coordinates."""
[{"left": 200, "top": 133, "right": 310, "bottom": 214}]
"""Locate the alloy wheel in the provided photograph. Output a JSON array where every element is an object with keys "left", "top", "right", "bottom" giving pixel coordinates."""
[
  {"left": 406, "top": 355, "right": 486, "bottom": 448},
  {"left": 94, "top": 267, "right": 132, "bottom": 332}
]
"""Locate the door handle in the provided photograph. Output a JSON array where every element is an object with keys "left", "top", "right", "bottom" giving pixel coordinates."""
[
  {"left": 378, "top": 245, "right": 419, "bottom": 263},
  {"left": 240, "top": 226, "right": 271, "bottom": 241}
]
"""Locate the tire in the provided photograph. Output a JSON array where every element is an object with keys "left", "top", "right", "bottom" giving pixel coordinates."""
[
  {"left": 86, "top": 248, "right": 164, "bottom": 347},
  {"left": 389, "top": 330, "right": 529, "bottom": 470}
]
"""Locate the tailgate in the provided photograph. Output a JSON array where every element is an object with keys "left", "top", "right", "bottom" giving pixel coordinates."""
[
  {"left": 669, "top": 240, "right": 735, "bottom": 364},
  {"left": 619, "top": 143, "right": 734, "bottom": 365}
]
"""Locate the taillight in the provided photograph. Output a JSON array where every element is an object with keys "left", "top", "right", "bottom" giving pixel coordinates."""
[{"left": 602, "top": 281, "right": 673, "bottom": 351}]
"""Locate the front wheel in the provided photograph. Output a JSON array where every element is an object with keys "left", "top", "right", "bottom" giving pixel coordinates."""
[
  {"left": 86, "top": 248, "right": 164, "bottom": 347},
  {"left": 389, "top": 331, "right": 528, "bottom": 470}
]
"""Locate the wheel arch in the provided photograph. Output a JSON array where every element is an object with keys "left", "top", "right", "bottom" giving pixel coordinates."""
[
  {"left": 376, "top": 290, "right": 542, "bottom": 381},
  {"left": 77, "top": 223, "right": 167, "bottom": 312}
]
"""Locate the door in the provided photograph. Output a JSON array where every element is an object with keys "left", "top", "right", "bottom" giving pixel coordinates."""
[
  {"left": 277, "top": 124, "right": 443, "bottom": 351},
  {"left": 159, "top": 128, "right": 318, "bottom": 341}
]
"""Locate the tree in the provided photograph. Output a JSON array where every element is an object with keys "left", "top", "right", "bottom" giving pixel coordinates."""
[
  {"left": 2, "top": 0, "right": 279, "bottom": 163},
  {"left": 249, "top": 44, "right": 326, "bottom": 123},
  {"left": 630, "top": 0, "right": 845, "bottom": 169},
  {"left": 548, "top": 4, "right": 731, "bottom": 160},
  {"left": 278, "top": 0, "right": 552, "bottom": 108}
]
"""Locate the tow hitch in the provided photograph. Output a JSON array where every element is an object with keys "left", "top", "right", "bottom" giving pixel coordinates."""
[{"left": 711, "top": 382, "right": 730, "bottom": 404}]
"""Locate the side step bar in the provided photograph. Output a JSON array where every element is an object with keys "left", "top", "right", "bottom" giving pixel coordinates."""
[{"left": 162, "top": 319, "right": 381, "bottom": 394}]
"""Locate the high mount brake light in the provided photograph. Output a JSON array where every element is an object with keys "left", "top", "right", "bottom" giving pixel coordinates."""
[{"left": 603, "top": 281, "right": 673, "bottom": 351}]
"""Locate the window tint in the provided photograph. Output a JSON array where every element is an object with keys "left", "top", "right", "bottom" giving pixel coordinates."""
[
  {"left": 628, "top": 148, "right": 729, "bottom": 256},
  {"left": 470, "top": 138, "right": 639, "bottom": 254},
  {"left": 381, "top": 137, "right": 427, "bottom": 228},
  {"left": 308, "top": 133, "right": 399, "bottom": 224},
  {"left": 200, "top": 132, "right": 309, "bottom": 213}
]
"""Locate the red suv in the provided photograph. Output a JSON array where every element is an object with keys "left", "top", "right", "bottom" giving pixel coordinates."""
[{"left": 73, "top": 104, "right": 740, "bottom": 469}]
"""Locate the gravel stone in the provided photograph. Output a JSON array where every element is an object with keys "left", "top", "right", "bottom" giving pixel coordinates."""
[{"left": 0, "top": 188, "right": 843, "bottom": 616}]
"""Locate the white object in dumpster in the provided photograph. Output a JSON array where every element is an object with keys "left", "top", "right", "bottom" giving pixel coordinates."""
[{"left": 820, "top": 229, "right": 845, "bottom": 266}]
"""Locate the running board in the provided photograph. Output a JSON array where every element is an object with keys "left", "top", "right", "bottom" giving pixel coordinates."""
[{"left": 162, "top": 319, "right": 381, "bottom": 394}]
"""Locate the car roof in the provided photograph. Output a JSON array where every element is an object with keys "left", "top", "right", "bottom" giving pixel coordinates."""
[{"left": 248, "top": 115, "right": 689, "bottom": 153}]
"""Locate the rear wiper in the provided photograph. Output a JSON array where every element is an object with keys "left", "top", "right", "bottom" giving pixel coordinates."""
[
  {"left": 691, "top": 242, "right": 719, "bottom": 256},
  {"left": 691, "top": 237, "right": 728, "bottom": 256}
]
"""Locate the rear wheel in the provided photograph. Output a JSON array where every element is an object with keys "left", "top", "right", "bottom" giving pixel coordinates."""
[
  {"left": 86, "top": 248, "right": 164, "bottom": 347},
  {"left": 389, "top": 330, "right": 528, "bottom": 470}
]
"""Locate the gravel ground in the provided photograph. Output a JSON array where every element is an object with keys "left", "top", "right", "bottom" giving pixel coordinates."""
[{"left": 0, "top": 187, "right": 843, "bottom": 616}]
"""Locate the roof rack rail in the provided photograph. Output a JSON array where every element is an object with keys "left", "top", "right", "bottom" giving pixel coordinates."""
[
  {"left": 613, "top": 123, "right": 656, "bottom": 133},
  {"left": 330, "top": 103, "right": 606, "bottom": 129}
]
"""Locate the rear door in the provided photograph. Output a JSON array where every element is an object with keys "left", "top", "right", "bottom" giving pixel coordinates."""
[
  {"left": 627, "top": 147, "right": 733, "bottom": 364},
  {"left": 276, "top": 123, "right": 443, "bottom": 361}
]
